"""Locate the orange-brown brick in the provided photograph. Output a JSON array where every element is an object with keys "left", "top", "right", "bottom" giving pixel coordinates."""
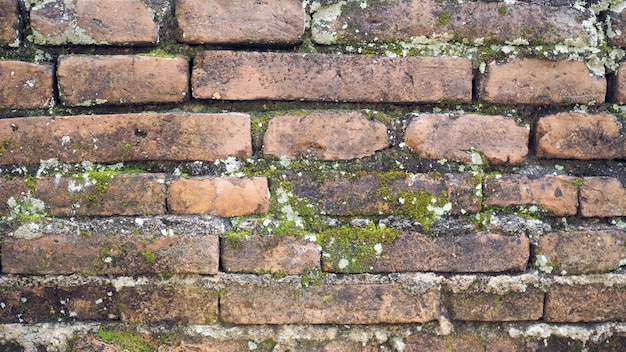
[
  {"left": 176, "top": 0, "right": 304, "bottom": 44},
  {"left": 610, "top": 10, "right": 626, "bottom": 48},
  {"left": 0, "top": 113, "right": 251, "bottom": 165},
  {"left": 0, "top": 0, "right": 19, "bottom": 46},
  {"left": 479, "top": 59, "right": 606, "bottom": 105},
  {"left": 192, "top": 51, "right": 472, "bottom": 103},
  {"left": 0, "top": 178, "right": 28, "bottom": 216},
  {"left": 580, "top": 177, "right": 626, "bottom": 217},
  {"left": 545, "top": 282, "right": 626, "bottom": 322},
  {"left": 0, "top": 61, "right": 53, "bottom": 109},
  {"left": 613, "top": 64, "right": 626, "bottom": 103},
  {"left": 58, "top": 55, "right": 188, "bottom": 106},
  {"left": 168, "top": 177, "right": 269, "bottom": 217},
  {"left": 446, "top": 288, "right": 544, "bottom": 321}
]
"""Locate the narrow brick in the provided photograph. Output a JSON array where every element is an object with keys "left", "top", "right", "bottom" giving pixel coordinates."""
[
  {"left": 479, "top": 59, "right": 606, "bottom": 105},
  {"left": 29, "top": 0, "right": 157, "bottom": 45},
  {"left": 580, "top": 177, "right": 626, "bottom": 217},
  {"left": 169, "top": 177, "right": 269, "bottom": 217},
  {"left": 263, "top": 112, "right": 389, "bottom": 160},
  {"left": 192, "top": 51, "right": 472, "bottom": 103},
  {"left": 446, "top": 288, "right": 544, "bottom": 321},
  {"left": 610, "top": 10, "right": 626, "bottom": 48},
  {"left": 0, "top": 178, "right": 28, "bottom": 216},
  {"left": 405, "top": 114, "right": 529, "bottom": 165},
  {"left": 220, "top": 283, "right": 439, "bottom": 324},
  {"left": 176, "top": 0, "right": 304, "bottom": 44},
  {"left": 545, "top": 283, "right": 626, "bottom": 322},
  {"left": 0, "top": 61, "right": 53, "bottom": 109},
  {"left": 221, "top": 235, "right": 320, "bottom": 274},
  {"left": 58, "top": 55, "right": 188, "bottom": 106},
  {"left": 312, "top": 0, "right": 590, "bottom": 46},
  {"left": 34, "top": 173, "right": 166, "bottom": 217},
  {"left": 0, "top": 0, "right": 19, "bottom": 46},
  {"left": 405, "top": 332, "right": 522, "bottom": 352},
  {"left": 614, "top": 63, "right": 626, "bottom": 103},
  {"left": 0, "top": 113, "right": 251, "bottom": 165},
  {"left": 117, "top": 285, "right": 218, "bottom": 324},
  {"left": 484, "top": 175, "right": 578, "bottom": 216}
]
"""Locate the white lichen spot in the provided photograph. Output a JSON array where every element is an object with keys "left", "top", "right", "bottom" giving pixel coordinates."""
[
  {"left": 103, "top": 257, "right": 113, "bottom": 263},
  {"left": 248, "top": 341, "right": 258, "bottom": 350},
  {"left": 374, "top": 243, "right": 383, "bottom": 255},
  {"left": 338, "top": 258, "right": 350, "bottom": 270},
  {"left": 554, "top": 164, "right": 564, "bottom": 171},
  {"left": 94, "top": 298, "right": 103, "bottom": 305},
  {"left": 534, "top": 254, "right": 554, "bottom": 274}
]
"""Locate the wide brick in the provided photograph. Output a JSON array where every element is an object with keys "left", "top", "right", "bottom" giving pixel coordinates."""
[
  {"left": 405, "top": 332, "right": 522, "bottom": 352},
  {"left": 220, "top": 283, "right": 439, "bottom": 324},
  {"left": 2, "top": 217, "right": 221, "bottom": 275},
  {"left": 312, "top": 0, "right": 590, "bottom": 46},
  {"left": 537, "top": 231, "right": 626, "bottom": 275},
  {"left": 176, "top": 0, "right": 304, "bottom": 44},
  {"left": 545, "top": 282, "right": 626, "bottom": 322},
  {"left": 484, "top": 175, "right": 578, "bottom": 216},
  {"left": 192, "top": 51, "right": 472, "bottom": 103},
  {"left": 0, "top": 178, "right": 28, "bottom": 216},
  {"left": 536, "top": 112, "right": 625, "bottom": 160},
  {"left": 29, "top": 0, "right": 157, "bottom": 45},
  {"left": 221, "top": 235, "right": 320, "bottom": 274},
  {"left": 0, "top": 113, "right": 251, "bottom": 165},
  {"left": 58, "top": 55, "right": 188, "bottom": 106},
  {"left": 117, "top": 285, "right": 218, "bottom": 324},
  {"left": 613, "top": 63, "right": 626, "bottom": 103},
  {"left": 405, "top": 114, "right": 529, "bottom": 165},
  {"left": 446, "top": 288, "right": 544, "bottom": 321},
  {"left": 478, "top": 59, "right": 606, "bottom": 105},
  {"left": 34, "top": 173, "right": 166, "bottom": 217},
  {"left": 0, "top": 0, "right": 19, "bottom": 46},
  {"left": 580, "top": 177, "right": 626, "bottom": 217},
  {"left": 263, "top": 112, "right": 389, "bottom": 160},
  {"left": 0, "top": 61, "right": 53, "bottom": 109},
  {"left": 169, "top": 177, "right": 269, "bottom": 217}
]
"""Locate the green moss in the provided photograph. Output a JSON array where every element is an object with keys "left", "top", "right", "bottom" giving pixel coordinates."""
[
  {"left": 574, "top": 177, "right": 584, "bottom": 192},
  {"left": 498, "top": 6, "right": 507, "bottom": 15},
  {"left": 96, "top": 327, "right": 155, "bottom": 352},
  {"left": 139, "top": 249, "right": 156, "bottom": 264},
  {"left": 300, "top": 267, "right": 326, "bottom": 287},
  {"left": 437, "top": 11, "right": 451, "bottom": 26}
]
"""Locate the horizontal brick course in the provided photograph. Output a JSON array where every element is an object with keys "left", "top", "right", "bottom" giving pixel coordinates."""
[
  {"left": 0, "top": 0, "right": 19, "bottom": 46},
  {"left": 545, "top": 283, "right": 626, "bottom": 322},
  {"left": 58, "top": 55, "right": 188, "bottom": 106},
  {"left": 0, "top": 113, "right": 252, "bottom": 165},
  {"left": 446, "top": 288, "right": 544, "bottom": 321},
  {"left": 0, "top": 61, "right": 53, "bottom": 109},
  {"left": 176, "top": 0, "right": 304, "bottom": 44},
  {"left": 580, "top": 177, "right": 626, "bottom": 217},
  {"left": 192, "top": 51, "right": 472, "bottom": 103}
]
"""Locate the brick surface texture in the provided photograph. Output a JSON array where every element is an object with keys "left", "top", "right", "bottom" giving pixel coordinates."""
[
  {"left": 0, "top": 61, "right": 53, "bottom": 109},
  {"left": 545, "top": 283, "right": 626, "bottom": 322},
  {"left": 0, "top": 0, "right": 19, "bottom": 46},
  {"left": 580, "top": 177, "right": 626, "bottom": 217}
]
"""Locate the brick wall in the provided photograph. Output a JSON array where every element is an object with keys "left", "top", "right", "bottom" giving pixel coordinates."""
[{"left": 2, "top": 0, "right": 626, "bottom": 351}]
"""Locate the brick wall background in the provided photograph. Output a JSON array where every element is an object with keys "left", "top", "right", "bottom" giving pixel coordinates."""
[{"left": 2, "top": 0, "right": 626, "bottom": 351}]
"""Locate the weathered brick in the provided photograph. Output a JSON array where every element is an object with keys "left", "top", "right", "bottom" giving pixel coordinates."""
[
  {"left": 220, "top": 283, "right": 439, "bottom": 324},
  {"left": 117, "top": 284, "right": 218, "bottom": 324},
  {"left": 34, "top": 173, "right": 166, "bottom": 217},
  {"left": 0, "top": 113, "right": 251, "bottom": 165},
  {"left": 545, "top": 282, "right": 626, "bottom": 322},
  {"left": 69, "top": 335, "right": 125, "bottom": 352},
  {"left": 610, "top": 10, "right": 626, "bottom": 48},
  {"left": 614, "top": 63, "right": 626, "bottom": 103},
  {"left": 0, "top": 178, "right": 28, "bottom": 216},
  {"left": 29, "top": 0, "right": 157, "bottom": 45},
  {"left": 405, "top": 331, "right": 522, "bottom": 352},
  {"left": 478, "top": 59, "right": 606, "bottom": 105},
  {"left": 221, "top": 235, "right": 320, "bottom": 274},
  {"left": 405, "top": 114, "right": 529, "bottom": 165},
  {"left": 446, "top": 288, "right": 544, "bottom": 321},
  {"left": 192, "top": 51, "right": 472, "bottom": 103},
  {"left": 169, "top": 177, "right": 269, "bottom": 217},
  {"left": 0, "top": 61, "right": 53, "bottom": 109},
  {"left": 580, "top": 177, "right": 626, "bottom": 217},
  {"left": 263, "top": 112, "right": 389, "bottom": 160},
  {"left": 0, "top": 0, "right": 19, "bottom": 46},
  {"left": 176, "top": 0, "right": 304, "bottom": 44},
  {"left": 58, "top": 55, "right": 188, "bottom": 106},
  {"left": 484, "top": 175, "right": 578, "bottom": 216},
  {"left": 312, "top": 0, "right": 590, "bottom": 46}
]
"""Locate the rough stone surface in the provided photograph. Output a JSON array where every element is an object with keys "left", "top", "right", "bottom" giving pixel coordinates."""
[
  {"left": 0, "top": 61, "right": 53, "bottom": 109},
  {"left": 405, "top": 114, "right": 529, "bottom": 165},
  {"left": 405, "top": 332, "right": 522, "bottom": 352},
  {"left": 0, "top": 178, "right": 27, "bottom": 216},
  {"left": 58, "top": 55, "right": 188, "bottom": 106},
  {"left": 484, "top": 175, "right": 578, "bottom": 216},
  {"left": 580, "top": 177, "right": 626, "bottom": 217},
  {"left": 220, "top": 283, "right": 439, "bottom": 324},
  {"left": 29, "top": 0, "right": 158, "bottom": 45},
  {"left": 478, "top": 59, "right": 606, "bottom": 105},
  {"left": 614, "top": 63, "right": 626, "bottom": 103},
  {"left": 0, "top": 0, "right": 19, "bottom": 46},
  {"left": 169, "top": 177, "right": 269, "bottom": 217},
  {"left": 221, "top": 235, "right": 321, "bottom": 274},
  {"left": 0, "top": 113, "right": 252, "bottom": 165},
  {"left": 70, "top": 335, "right": 125, "bottom": 352},
  {"left": 537, "top": 231, "right": 626, "bottom": 275},
  {"left": 545, "top": 283, "right": 626, "bottom": 322},
  {"left": 446, "top": 288, "right": 544, "bottom": 321},
  {"left": 176, "top": 0, "right": 304, "bottom": 44},
  {"left": 611, "top": 10, "right": 626, "bottom": 48},
  {"left": 263, "top": 112, "right": 389, "bottom": 160},
  {"left": 192, "top": 51, "right": 472, "bottom": 103}
]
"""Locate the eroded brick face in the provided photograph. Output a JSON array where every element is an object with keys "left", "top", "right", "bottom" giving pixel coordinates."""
[
  {"left": 0, "top": 61, "right": 53, "bottom": 109},
  {"left": 545, "top": 283, "right": 626, "bottom": 322},
  {"left": 0, "top": 0, "right": 19, "bottom": 46},
  {"left": 580, "top": 177, "right": 626, "bottom": 217}
]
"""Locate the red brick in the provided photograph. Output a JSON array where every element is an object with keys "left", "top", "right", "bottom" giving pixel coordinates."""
[
  {"left": 0, "top": 61, "right": 53, "bottom": 109},
  {"left": 29, "top": 0, "right": 157, "bottom": 45},
  {"left": 58, "top": 55, "right": 188, "bottom": 106},
  {"left": 405, "top": 331, "right": 523, "bottom": 352},
  {"left": 580, "top": 177, "right": 626, "bottom": 217},
  {"left": 614, "top": 63, "right": 626, "bottom": 103},
  {"left": 446, "top": 288, "right": 544, "bottom": 321},
  {"left": 478, "top": 59, "right": 606, "bottom": 105},
  {"left": 610, "top": 10, "right": 626, "bottom": 48},
  {"left": 0, "top": 113, "right": 251, "bottom": 165},
  {"left": 263, "top": 112, "right": 389, "bottom": 160},
  {"left": 34, "top": 173, "right": 166, "bottom": 217},
  {"left": 221, "top": 235, "right": 320, "bottom": 274},
  {"left": 176, "top": 0, "right": 304, "bottom": 44},
  {"left": 0, "top": 0, "right": 19, "bottom": 46},
  {"left": 484, "top": 175, "right": 578, "bottom": 216},
  {"left": 0, "top": 178, "right": 28, "bottom": 216},
  {"left": 169, "top": 177, "right": 269, "bottom": 217},
  {"left": 220, "top": 283, "right": 439, "bottom": 324},
  {"left": 192, "top": 51, "right": 472, "bottom": 103},
  {"left": 405, "top": 114, "right": 529, "bottom": 165},
  {"left": 545, "top": 282, "right": 626, "bottom": 322}
]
